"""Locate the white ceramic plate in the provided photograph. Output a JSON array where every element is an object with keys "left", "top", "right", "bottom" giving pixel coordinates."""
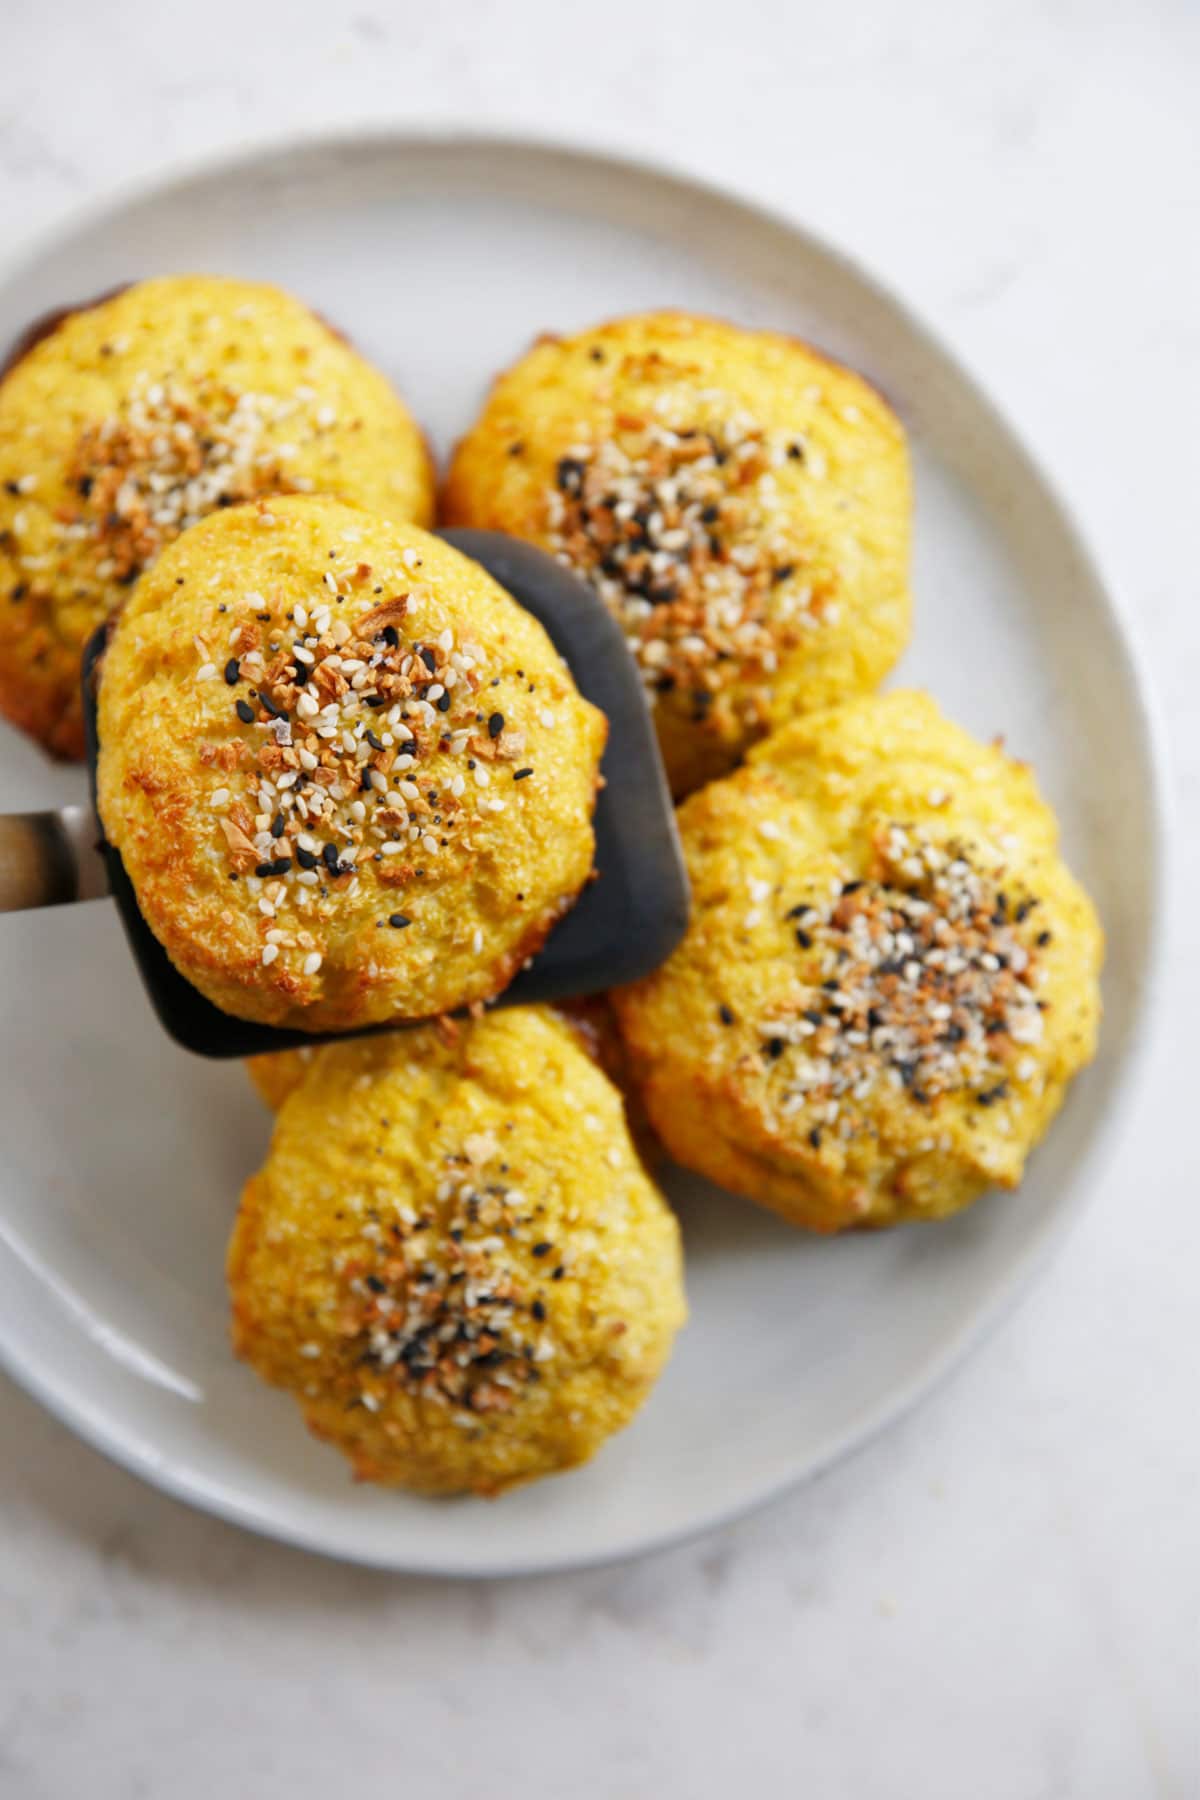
[{"left": 0, "top": 130, "right": 1164, "bottom": 1576}]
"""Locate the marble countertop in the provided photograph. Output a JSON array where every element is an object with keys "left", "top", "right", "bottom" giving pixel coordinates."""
[{"left": 1, "top": 3, "right": 1195, "bottom": 1795}]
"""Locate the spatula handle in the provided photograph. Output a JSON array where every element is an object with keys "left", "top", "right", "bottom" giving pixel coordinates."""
[{"left": 0, "top": 807, "right": 109, "bottom": 911}]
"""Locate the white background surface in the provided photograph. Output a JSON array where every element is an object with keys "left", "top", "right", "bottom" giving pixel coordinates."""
[{"left": 0, "top": 3, "right": 1195, "bottom": 1796}]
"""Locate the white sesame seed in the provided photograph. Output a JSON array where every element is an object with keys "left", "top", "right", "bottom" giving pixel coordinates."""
[
  {"left": 302, "top": 952, "right": 322, "bottom": 976},
  {"left": 261, "top": 943, "right": 279, "bottom": 965},
  {"left": 195, "top": 663, "right": 218, "bottom": 682},
  {"left": 540, "top": 709, "right": 556, "bottom": 729},
  {"left": 209, "top": 787, "right": 230, "bottom": 807}
]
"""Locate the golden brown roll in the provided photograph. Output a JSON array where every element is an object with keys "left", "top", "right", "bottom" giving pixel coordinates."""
[
  {"left": 97, "top": 496, "right": 606, "bottom": 1032},
  {"left": 0, "top": 275, "right": 433, "bottom": 756},
  {"left": 613, "top": 691, "right": 1103, "bottom": 1231},
  {"left": 443, "top": 309, "right": 911, "bottom": 795},
  {"left": 229, "top": 1008, "right": 686, "bottom": 1496}
]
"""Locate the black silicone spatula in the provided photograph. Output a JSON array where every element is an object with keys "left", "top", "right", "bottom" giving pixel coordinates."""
[{"left": 0, "top": 532, "right": 689, "bottom": 1057}]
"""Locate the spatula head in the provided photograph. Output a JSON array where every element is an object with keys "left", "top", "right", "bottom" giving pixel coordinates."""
[{"left": 82, "top": 530, "right": 689, "bottom": 1057}]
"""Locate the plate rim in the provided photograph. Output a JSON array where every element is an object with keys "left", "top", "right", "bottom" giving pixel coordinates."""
[{"left": 0, "top": 121, "right": 1172, "bottom": 1578}]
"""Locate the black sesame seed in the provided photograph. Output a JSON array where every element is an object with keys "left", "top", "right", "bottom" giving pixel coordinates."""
[
  {"left": 787, "top": 441, "right": 805, "bottom": 461},
  {"left": 796, "top": 928, "right": 813, "bottom": 949},
  {"left": 388, "top": 913, "right": 411, "bottom": 929},
  {"left": 771, "top": 563, "right": 796, "bottom": 585},
  {"left": 418, "top": 646, "right": 437, "bottom": 672},
  {"left": 531, "top": 1300, "right": 546, "bottom": 1322},
  {"left": 765, "top": 1036, "right": 785, "bottom": 1060},
  {"left": 271, "top": 814, "right": 285, "bottom": 838},
  {"left": 809, "top": 1127, "right": 822, "bottom": 1149},
  {"left": 224, "top": 658, "right": 241, "bottom": 685},
  {"left": 532, "top": 1241, "right": 553, "bottom": 1258},
  {"left": 235, "top": 699, "right": 255, "bottom": 724},
  {"left": 365, "top": 693, "right": 388, "bottom": 708},
  {"left": 321, "top": 843, "right": 342, "bottom": 873},
  {"left": 513, "top": 767, "right": 534, "bottom": 781},
  {"left": 488, "top": 712, "right": 504, "bottom": 738},
  {"left": 719, "top": 1004, "right": 735, "bottom": 1025},
  {"left": 365, "top": 730, "right": 385, "bottom": 752},
  {"left": 803, "top": 1009, "right": 824, "bottom": 1027},
  {"left": 436, "top": 690, "right": 452, "bottom": 712},
  {"left": 364, "top": 1275, "right": 386, "bottom": 1294},
  {"left": 258, "top": 690, "right": 287, "bottom": 721},
  {"left": 555, "top": 456, "right": 585, "bottom": 495},
  {"left": 1037, "top": 929, "right": 1052, "bottom": 946},
  {"left": 552, "top": 1265, "right": 565, "bottom": 1280}
]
